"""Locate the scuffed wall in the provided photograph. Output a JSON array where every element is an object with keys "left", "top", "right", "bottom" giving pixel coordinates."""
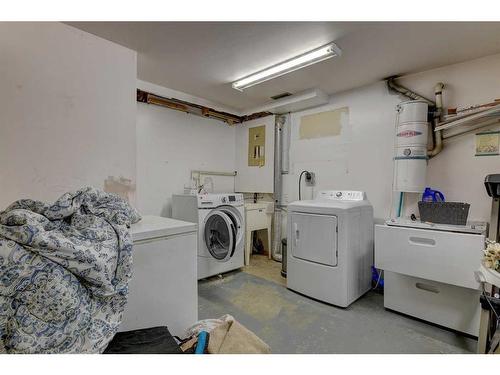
[{"left": 0, "top": 23, "right": 137, "bottom": 208}]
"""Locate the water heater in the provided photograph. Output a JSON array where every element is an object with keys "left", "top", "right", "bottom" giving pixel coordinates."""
[{"left": 393, "top": 100, "right": 429, "bottom": 192}]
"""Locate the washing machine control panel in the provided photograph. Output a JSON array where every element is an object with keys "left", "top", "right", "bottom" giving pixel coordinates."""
[
  {"left": 317, "top": 190, "right": 366, "bottom": 201},
  {"left": 197, "top": 193, "right": 244, "bottom": 207}
]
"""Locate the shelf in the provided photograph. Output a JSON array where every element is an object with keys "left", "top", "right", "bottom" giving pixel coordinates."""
[{"left": 435, "top": 105, "right": 500, "bottom": 132}]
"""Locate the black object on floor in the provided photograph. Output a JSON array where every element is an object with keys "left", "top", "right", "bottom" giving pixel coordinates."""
[
  {"left": 281, "top": 238, "right": 287, "bottom": 278},
  {"left": 104, "top": 326, "right": 182, "bottom": 354}
]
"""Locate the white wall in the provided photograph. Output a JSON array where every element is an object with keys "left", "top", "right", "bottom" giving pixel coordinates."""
[
  {"left": 283, "top": 83, "right": 399, "bottom": 221},
  {"left": 399, "top": 54, "right": 500, "bottom": 222},
  {"left": 283, "top": 53, "right": 500, "bottom": 223},
  {"left": 235, "top": 116, "right": 275, "bottom": 193},
  {"left": 0, "top": 22, "right": 137, "bottom": 209},
  {"left": 136, "top": 80, "right": 236, "bottom": 216}
]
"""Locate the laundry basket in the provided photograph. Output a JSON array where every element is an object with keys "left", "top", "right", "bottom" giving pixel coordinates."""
[{"left": 418, "top": 201, "right": 470, "bottom": 225}]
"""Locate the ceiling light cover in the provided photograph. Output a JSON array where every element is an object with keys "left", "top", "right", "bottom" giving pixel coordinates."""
[{"left": 232, "top": 42, "right": 341, "bottom": 91}]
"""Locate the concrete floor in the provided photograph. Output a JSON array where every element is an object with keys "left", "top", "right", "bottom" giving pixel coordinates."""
[
  {"left": 198, "top": 255, "right": 477, "bottom": 354},
  {"left": 241, "top": 253, "right": 286, "bottom": 286}
]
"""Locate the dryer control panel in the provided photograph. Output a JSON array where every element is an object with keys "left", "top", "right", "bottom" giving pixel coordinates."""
[{"left": 317, "top": 190, "right": 366, "bottom": 201}]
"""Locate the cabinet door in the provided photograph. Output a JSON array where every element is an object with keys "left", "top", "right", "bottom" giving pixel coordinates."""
[{"left": 290, "top": 212, "right": 338, "bottom": 267}]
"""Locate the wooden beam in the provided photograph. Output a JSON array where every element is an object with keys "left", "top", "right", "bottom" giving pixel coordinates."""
[
  {"left": 147, "top": 95, "right": 189, "bottom": 113},
  {"left": 136, "top": 89, "right": 273, "bottom": 125}
]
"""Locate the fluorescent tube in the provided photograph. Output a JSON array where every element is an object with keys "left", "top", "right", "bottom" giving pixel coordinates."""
[{"left": 232, "top": 42, "right": 341, "bottom": 91}]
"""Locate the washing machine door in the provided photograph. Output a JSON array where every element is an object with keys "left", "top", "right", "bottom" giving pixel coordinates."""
[{"left": 204, "top": 210, "right": 236, "bottom": 262}]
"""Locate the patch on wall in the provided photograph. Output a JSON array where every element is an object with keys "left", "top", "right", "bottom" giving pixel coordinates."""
[
  {"left": 299, "top": 107, "right": 349, "bottom": 140},
  {"left": 475, "top": 130, "right": 500, "bottom": 156},
  {"left": 104, "top": 176, "right": 135, "bottom": 203}
]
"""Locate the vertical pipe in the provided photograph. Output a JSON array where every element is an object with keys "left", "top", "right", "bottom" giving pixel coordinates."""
[
  {"left": 428, "top": 82, "right": 445, "bottom": 158},
  {"left": 273, "top": 115, "right": 284, "bottom": 210},
  {"left": 281, "top": 113, "right": 291, "bottom": 174},
  {"left": 272, "top": 115, "right": 286, "bottom": 261}
]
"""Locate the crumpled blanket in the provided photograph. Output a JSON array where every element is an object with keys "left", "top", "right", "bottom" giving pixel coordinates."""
[
  {"left": 0, "top": 187, "right": 141, "bottom": 353},
  {"left": 184, "top": 314, "right": 271, "bottom": 354}
]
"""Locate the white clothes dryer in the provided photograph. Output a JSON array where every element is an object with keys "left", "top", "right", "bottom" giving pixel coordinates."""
[{"left": 287, "top": 190, "right": 373, "bottom": 307}]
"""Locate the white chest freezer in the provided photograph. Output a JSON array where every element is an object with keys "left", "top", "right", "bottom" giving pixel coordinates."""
[{"left": 120, "top": 215, "right": 198, "bottom": 337}]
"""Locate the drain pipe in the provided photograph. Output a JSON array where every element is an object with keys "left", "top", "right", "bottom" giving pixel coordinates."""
[
  {"left": 387, "top": 77, "right": 435, "bottom": 107},
  {"left": 428, "top": 82, "right": 445, "bottom": 158},
  {"left": 272, "top": 115, "right": 286, "bottom": 262}
]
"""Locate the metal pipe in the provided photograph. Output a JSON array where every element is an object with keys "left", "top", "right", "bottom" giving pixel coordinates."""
[
  {"left": 428, "top": 82, "right": 445, "bottom": 158},
  {"left": 281, "top": 113, "right": 291, "bottom": 174},
  {"left": 273, "top": 115, "right": 284, "bottom": 209},
  {"left": 190, "top": 170, "right": 237, "bottom": 191},
  {"left": 191, "top": 170, "right": 237, "bottom": 177},
  {"left": 387, "top": 77, "right": 436, "bottom": 107},
  {"left": 443, "top": 118, "right": 500, "bottom": 140},
  {"left": 272, "top": 115, "right": 286, "bottom": 262}
]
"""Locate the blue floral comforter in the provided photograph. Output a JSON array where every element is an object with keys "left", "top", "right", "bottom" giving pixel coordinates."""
[{"left": 0, "top": 187, "right": 141, "bottom": 353}]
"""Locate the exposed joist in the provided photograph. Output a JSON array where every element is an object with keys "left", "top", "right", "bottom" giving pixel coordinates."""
[
  {"left": 148, "top": 96, "right": 189, "bottom": 113},
  {"left": 136, "top": 89, "right": 272, "bottom": 125}
]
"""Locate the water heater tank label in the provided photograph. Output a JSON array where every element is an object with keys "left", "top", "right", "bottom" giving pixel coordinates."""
[{"left": 397, "top": 130, "right": 422, "bottom": 137}]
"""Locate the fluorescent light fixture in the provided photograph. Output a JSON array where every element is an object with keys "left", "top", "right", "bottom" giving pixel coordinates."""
[{"left": 232, "top": 42, "right": 341, "bottom": 91}]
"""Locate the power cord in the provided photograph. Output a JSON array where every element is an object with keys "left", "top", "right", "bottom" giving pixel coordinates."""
[{"left": 298, "top": 170, "right": 311, "bottom": 200}]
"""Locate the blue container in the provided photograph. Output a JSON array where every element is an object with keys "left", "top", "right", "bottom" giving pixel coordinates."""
[
  {"left": 371, "top": 266, "right": 384, "bottom": 289},
  {"left": 422, "top": 187, "right": 445, "bottom": 202}
]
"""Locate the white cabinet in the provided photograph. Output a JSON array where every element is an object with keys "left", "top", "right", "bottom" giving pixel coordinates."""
[
  {"left": 375, "top": 224, "right": 484, "bottom": 336},
  {"left": 120, "top": 216, "right": 198, "bottom": 337}
]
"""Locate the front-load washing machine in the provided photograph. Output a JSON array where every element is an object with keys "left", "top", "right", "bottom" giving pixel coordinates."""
[
  {"left": 172, "top": 193, "right": 245, "bottom": 279},
  {"left": 287, "top": 190, "right": 373, "bottom": 307}
]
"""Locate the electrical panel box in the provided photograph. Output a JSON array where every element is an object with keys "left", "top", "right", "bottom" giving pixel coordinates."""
[{"left": 248, "top": 125, "right": 266, "bottom": 167}]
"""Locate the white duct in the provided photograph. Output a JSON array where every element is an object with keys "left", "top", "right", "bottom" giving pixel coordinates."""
[{"left": 246, "top": 89, "right": 329, "bottom": 115}]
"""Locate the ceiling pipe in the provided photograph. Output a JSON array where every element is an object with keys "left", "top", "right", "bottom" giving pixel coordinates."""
[{"left": 386, "top": 77, "right": 436, "bottom": 108}]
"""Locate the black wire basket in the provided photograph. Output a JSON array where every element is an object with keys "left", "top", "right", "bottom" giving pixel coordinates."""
[{"left": 418, "top": 201, "right": 470, "bottom": 225}]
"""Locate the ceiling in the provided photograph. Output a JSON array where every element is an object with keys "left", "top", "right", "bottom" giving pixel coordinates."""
[{"left": 68, "top": 22, "right": 500, "bottom": 112}]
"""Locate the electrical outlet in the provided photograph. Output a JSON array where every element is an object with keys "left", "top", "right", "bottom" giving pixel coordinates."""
[{"left": 305, "top": 172, "right": 315, "bottom": 186}]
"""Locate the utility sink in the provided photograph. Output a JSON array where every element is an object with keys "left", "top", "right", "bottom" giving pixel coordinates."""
[
  {"left": 244, "top": 202, "right": 274, "bottom": 265},
  {"left": 244, "top": 202, "right": 274, "bottom": 214}
]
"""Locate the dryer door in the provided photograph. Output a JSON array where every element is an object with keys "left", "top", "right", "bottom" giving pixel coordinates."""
[
  {"left": 290, "top": 212, "right": 338, "bottom": 267},
  {"left": 204, "top": 210, "right": 236, "bottom": 262}
]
